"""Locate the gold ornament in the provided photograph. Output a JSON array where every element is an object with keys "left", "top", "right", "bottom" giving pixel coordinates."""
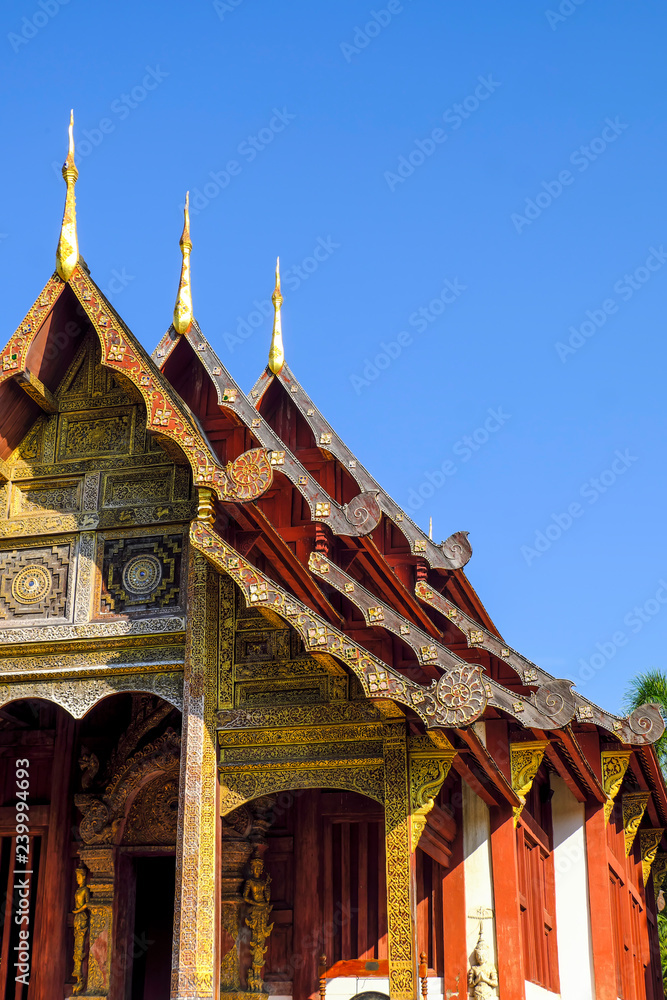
[
  {"left": 640, "top": 829, "right": 664, "bottom": 885},
  {"left": 651, "top": 852, "right": 667, "bottom": 900},
  {"left": 510, "top": 740, "right": 549, "bottom": 825},
  {"left": 56, "top": 110, "right": 79, "bottom": 281},
  {"left": 243, "top": 857, "right": 274, "bottom": 992},
  {"left": 601, "top": 750, "right": 632, "bottom": 824},
  {"left": 173, "top": 193, "right": 193, "bottom": 335},
  {"left": 268, "top": 257, "right": 284, "bottom": 375},
  {"left": 408, "top": 740, "right": 456, "bottom": 847},
  {"left": 623, "top": 792, "right": 650, "bottom": 856},
  {"left": 71, "top": 864, "right": 90, "bottom": 995}
]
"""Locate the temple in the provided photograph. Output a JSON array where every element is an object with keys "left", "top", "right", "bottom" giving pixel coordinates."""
[{"left": 0, "top": 116, "right": 665, "bottom": 1000}]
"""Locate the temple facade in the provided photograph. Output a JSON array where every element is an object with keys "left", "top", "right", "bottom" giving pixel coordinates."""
[{"left": 0, "top": 116, "right": 665, "bottom": 1000}]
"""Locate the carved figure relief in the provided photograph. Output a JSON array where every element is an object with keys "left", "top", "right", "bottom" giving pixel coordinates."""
[
  {"left": 71, "top": 863, "right": 91, "bottom": 995},
  {"left": 243, "top": 857, "right": 274, "bottom": 993},
  {"left": 468, "top": 924, "right": 498, "bottom": 1000}
]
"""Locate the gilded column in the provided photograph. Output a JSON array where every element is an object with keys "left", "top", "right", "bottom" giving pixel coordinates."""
[
  {"left": 171, "top": 550, "right": 220, "bottom": 1000},
  {"left": 383, "top": 721, "right": 417, "bottom": 1000}
]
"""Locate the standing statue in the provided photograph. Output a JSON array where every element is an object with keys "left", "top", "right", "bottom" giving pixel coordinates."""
[
  {"left": 72, "top": 864, "right": 91, "bottom": 995},
  {"left": 468, "top": 926, "right": 498, "bottom": 1000},
  {"left": 243, "top": 857, "right": 274, "bottom": 993}
]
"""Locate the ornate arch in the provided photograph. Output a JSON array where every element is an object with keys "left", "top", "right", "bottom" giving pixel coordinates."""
[
  {"left": 0, "top": 672, "right": 183, "bottom": 719},
  {"left": 219, "top": 764, "right": 385, "bottom": 817}
]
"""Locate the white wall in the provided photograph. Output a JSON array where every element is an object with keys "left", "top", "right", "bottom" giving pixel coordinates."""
[
  {"left": 550, "top": 775, "right": 595, "bottom": 1000},
  {"left": 462, "top": 775, "right": 498, "bottom": 968},
  {"left": 525, "top": 982, "right": 560, "bottom": 1000}
]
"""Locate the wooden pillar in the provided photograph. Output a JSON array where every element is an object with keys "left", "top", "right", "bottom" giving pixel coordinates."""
[
  {"left": 294, "top": 790, "right": 321, "bottom": 1000},
  {"left": 489, "top": 804, "right": 525, "bottom": 1000},
  {"left": 383, "top": 722, "right": 417, "bottom": 1000},
  {"left": 485, "top": 719, "right": 525, "bottom": 1000},
  {"left": 443, "top": 773, "right": 467, "bottom": 1000},
  {"left": 585, "top": 799, "right": 616, "bottom": 1000},
  {"left": 171, "top": 550, "right": 220, "bottom": 1000},
  {"left": 32, "top": 711, "right": 75, "bottom": 1000}
]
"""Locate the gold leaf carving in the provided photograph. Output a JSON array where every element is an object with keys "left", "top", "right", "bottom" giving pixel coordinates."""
[
  {"left": 510, "top": 740, "right": 549, "bottom": 825},
  {"left": 640, "top": 829, "right": 664, "bottom": 886},
  {"left": 623, "top": 792, "right": 650, "bottom": 856},
  {"left": 601, "top": 750, "right": 632, "bottom": 824}
]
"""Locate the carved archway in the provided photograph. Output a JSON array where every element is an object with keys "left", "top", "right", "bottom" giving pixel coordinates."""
[
  {"left": 0, "top": 674, "right": 183, "bottom": 719},
  {"left": 219, "top": 766, "right": 384, "bottom": 817}
]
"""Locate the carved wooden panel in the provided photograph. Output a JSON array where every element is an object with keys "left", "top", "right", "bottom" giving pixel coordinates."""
[
  {"left": 56, "top": 408, "right": 135, "bottom": 462},
  {"left": 122, "top": 768, "right": 180, "bottom": 845},
  {"left": 99, "top": 533, "right": 183, "bottom": 615},
  {"left": 0, "top": 541, "right": 72, "bottom": 622}
]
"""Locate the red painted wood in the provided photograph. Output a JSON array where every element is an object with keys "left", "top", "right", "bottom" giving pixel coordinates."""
[
  {"left": 442, "top": 776, "right": 466, "bottom": 999},
  {"left": 294, "top": 791, "right": 321, "bottom": 1000},
  {"left": 585, "top": 799, "right": 617, "bottom": 1000},
  {"left": 358, "top": 822, "right": 370, "bottom": 960},
  {"left": 32, "top": 713, "right": 75, "bottom": 1000},
  {"left": 490, "top": 804, "right": 525, "bottom": 1000},
  {"left": 341, "top": 823, "right": 351, "bottom": 957},
  {"left": 324, "top": 958, "right": 389, "bottom": 978}
]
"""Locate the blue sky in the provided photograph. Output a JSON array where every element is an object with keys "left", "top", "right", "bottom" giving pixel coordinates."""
[{"left": 1, "top": 0, "right": 666, "bottom": 714}]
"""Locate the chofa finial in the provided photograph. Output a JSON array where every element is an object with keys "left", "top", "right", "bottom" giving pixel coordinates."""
[
  {"left": 173, "top": 192, "right": 193, "bottom": 335},
  {"left": 268, "top": 257, "right": 285, "bottom": 375},
  {"left": 55, "top": 110, "right": 79, "bottom": 282}
]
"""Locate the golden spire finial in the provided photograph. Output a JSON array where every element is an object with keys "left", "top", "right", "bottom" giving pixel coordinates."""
[
  {"left": 268, "top": 257, "right": 285, "bottom": 375},
  {"left": 55, "top": 110, "right": 79, "bottom": 282},
  {"left": 173, "top": 192, "right": 193, "bottom": 335}
]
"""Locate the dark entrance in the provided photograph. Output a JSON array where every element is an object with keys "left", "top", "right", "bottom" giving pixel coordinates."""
[{"left": 131, "top": 856, "right": 176, "bottom": 1000}]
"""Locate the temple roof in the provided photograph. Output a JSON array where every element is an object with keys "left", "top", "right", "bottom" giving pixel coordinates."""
[{"left": 0, "top": 115, "right": 664, "bottom": 802}]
